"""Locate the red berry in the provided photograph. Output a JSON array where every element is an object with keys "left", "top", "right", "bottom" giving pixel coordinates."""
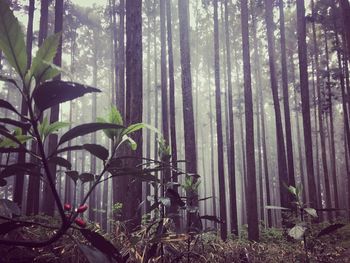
[
  {"left": 74, "top": 218, "right": 86, "bottom": 228},
  {"left": 64, "top": 203, "right": 71, "bottom": 211},
  {"left": 77, "top": 204, "right": 88, "bottom": 213}
]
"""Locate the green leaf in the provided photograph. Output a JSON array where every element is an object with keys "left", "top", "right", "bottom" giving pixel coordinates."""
[
  {"left": 0, "top": 118, "right": 31, "bottom": 131},
  {"left": 304, "top": 208, "right": 317, "bottom": 218},
  {"left": 65, "top": 171, "right": 79, "bottom": 183},
  {"left": 0, "top": 163, "right": 40, "bottom": 179},
  {"left": 83, "top": 144, "right": 109, "bottom": 161},
  {"left": 32, "top": 80, "right": 101, "bottom": 112},
  {"left": 96, "top": 117, "right": 122, "bottom": 140},
  {"left": 0, "top": 128, "right": 24, "bottom": 147},
  {"left": 317, "top": 224, "right": 345, "bottom": 238},
  {"left": 159, "top": 197, "right": 171, "bottom": 207},
  {"left": 59, "top": 123, "right": 124, "bottom": 146},
  {"left": 288, "top": 225, "right": 306, "bottom": 240},
  {"left": 287, "top": 185, "right": 297, "bottom": 196},
  {"left": 79, "top": 229, "right": 123, "bottom": 262},
  {"left": 38, "top": 116, "right": 49, "bottom": 138},
  {"left": 0, "top": 99, "right": 21, "bottom": 117},
  {"left": 78, "top": 244, "right": 112, "bottom": 263},
  {"left": 108, "top": 106, "right": 123, "bottom": 125},
  {"left": 31, "top": 33, "right": 61, "bottom": 83},
  {"left": 0, "top": 0, "right": 27, "bottom": 77},
  {"left": 121, "top": 123, "right": 145, "bottom": 136},
  {"left": 80, "top": 173, "right": 95, "bottom": 183},
  {"left": 265, "top": 205, "right": 291, "bottom": 211},
  {"left": 48, "top": 156, "right": 71, "bottom": 170},
  {"left": 44, "top": 121, "right": 69, "bottom": 137},
  {"left": 122, "top": 135, "right": 137, "bottom": 151}
]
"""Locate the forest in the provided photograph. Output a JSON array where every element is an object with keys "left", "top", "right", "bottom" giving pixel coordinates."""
[{"left": 0, "top": 0, "right": 350, "bottom": 262}]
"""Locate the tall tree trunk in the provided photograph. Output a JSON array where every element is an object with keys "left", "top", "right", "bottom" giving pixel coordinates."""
[
  {"left": 178, "top": 0, "right": 198, "bottom": 223},
  {"left": 340, "top": 0, "right": 350, "bottom": 57},
  {"left": 118, "top": 0, "right": 125, "bottom": 118},
  {"left": 241, "top": 0, "right": 259, "bottom": 241},
  {"left": 279, "top": 0, "right": 295, "bottom": 187},
  {"left": 311, "top": 0, "right": 331, "bottom": 217},
  {"left": 14, "top": 0, "right": 34, "bottom": 209},
  {"left": 26, "top": 0, "right": 48, "bottom": 215},
  {"left": 160, "top": 0, "right": 170, "bottom": 187},
  {"left": 296, "top": 0, "right": 318, "bottom": 208},
  {"left": 213, "top": 0, "right": 227, "bottom": 240},
  {"left": 264, "top": 0, "right": 289, "bottom": 208},
  {"left": 124, "top": 0, "right": 143, "bottom": 230},
  {"left": 224, "top": 0, "right": 237, "bottom": 235}
]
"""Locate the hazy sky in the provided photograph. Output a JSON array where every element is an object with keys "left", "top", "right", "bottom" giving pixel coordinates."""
[{"left": 71, "top": 0, "right": 106, "bottom": 7}]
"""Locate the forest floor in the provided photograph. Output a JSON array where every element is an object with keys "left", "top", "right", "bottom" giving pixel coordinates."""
[{"left": 1, "top": 216, "right": 350, "bottom": 262}]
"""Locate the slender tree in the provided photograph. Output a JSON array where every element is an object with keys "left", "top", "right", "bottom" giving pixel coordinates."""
[
  {"left": 279, "top": 0, "right": 295, "bottom": 187},
  {"left": 178, "top": 0, "right": 198, "bottom": 206},
  {"left": 213, "top": 0, "right": 227, "bottom": 240},
  {"left": 124, "top": 0, "right": 143, "bottom": 229},
  {"left": 241, "top": 0, "right": 259, "bottom": 241},
  {"left": 296, "top": 0, "right": 318, "bottom": 208},
  {"left": 264, "top": 0, "right": 289, "bottom": 208}
]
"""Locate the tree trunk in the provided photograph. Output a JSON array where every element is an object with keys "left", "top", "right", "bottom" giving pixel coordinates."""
[
  {"left": 213, "top": 0, "right": 227, "bottom": 240},
  {"left": 124, "top": 0, "right": 143, "bottom": 230},
  {"left": 223, "top": 0, "right": 237, "bottom": 235},
  {"left": 279, "top": 0, "right": 295, "bottom": 187},
  {"left": 241, "top": 0, "right": 259, "bottom": 241},
  {"left": 264, "top": 0, "right": 289, "bottom": 208},
  {"left": 296, "top": 0, "right": 318, "bottom": 208},
  {"left": 178, "top": 0, "right": 198, "bottom": 219}
]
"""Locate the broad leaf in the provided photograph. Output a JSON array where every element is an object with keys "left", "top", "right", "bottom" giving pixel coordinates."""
[
  {"left": 0, "top": 0, "right": 27, "bottom": 77},
  {"left": 0, "top": 99, "right": 21, "bottom": 117},
  {"left": 32, "top": 80, "right": 101, "bottom": 112},
  {"left": 288, "top": 225, "right": 306, "bottom": 240},
  {"left": 59, "top": 123, "right": 124, "bottom": 146},
  {"left": 121, "top": 123, "right": 145, "bottom": 136},
  {"left": 31, "top": 33, "right": 61, "bottom": 83},
  {"left": 265, "top": 205, "right": 291, "bottom": 210},
  {"left": 78, "top": 244, "right": 112, "bottom": 263},
  {"left": 166, "top": 189, "right": 185, "bottom": 207},
  {"left": 108, "top": 106, "right": 123, "bottom": 125},
  {"left": 53, "top": 145, "right": 84, "bottom": 156},
  {"left": 83, "top": 144, "right": 109, "bottom": 162},
  {"left": 159, "top": 197, "right": 171, "bottom": 207},
  {"left": 304, "top": 208, "right": 318, "bottom": 218},
  {"left": 48, "top": 156, "right": 71, "bottom": 170},
  {"left": 44, "top": 121, "right": 69, "bottom": 137},
  {"left": 0, "top": 118, "right": 31, "bottom": 131},
  {"left": 122, "top": 135, "right": 137, "bottom": 150},
  {"left": 80, "top": 173, "right": 95, "bottom": 183},
  {"left": 317, "top": 224, "right": 345, "bottom": 238},
  {"left": 200, "top": 215, "right": 223, "bottom": 224},
  {"left": 0, "top": 163, "right": 39, "bottom": 179},
  {"left": 79, "top": 229, "right": 124, "bottom": 262},
  {"left": 0, "top": 147, "right": 26, "bottom": 153},
  {"left": 65, "top": 171, "right": 79, "bottom": 183},
  {"left": 0, "top": 221, "right": 32, "bottom": 235}
]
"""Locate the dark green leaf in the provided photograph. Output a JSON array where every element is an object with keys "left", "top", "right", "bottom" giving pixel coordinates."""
[
  {"left": 166, "top": 189, "right": 185, "bottom": 207},
  {"left": 32, "top": 80, "right": 101, "bottom": 112},
  {"left": 83, "top": 144, "right": 109, "bottom": 161},
  {"left": 0, "top": 118, "right": 31, "bottom": 131},
  {"left": 317, "top": 224, "right": 345, "bottom": 238},
  {"left": 31, "top": 33, "right": 61, "bottom": 83},
  {"left": 79, "top": 229, "right": 124, "bottom": 262},
  {"left": 79, "top": 173, "right": 95, "bottom": 183},
  {"left": 0, "top": 147, "right": 26, "bottom": 153},
  {"left": 0, "top": 163, "right": 40, "bottom": 179},
  {"left": 0, "top": 0, "right": 27, "bottom": 77},
  {"left": 265, "top": 205, "right": 291, "bottom": 210},
  {"left": 59, "top": 123, "right": 124, "bottom": 146},
  {"left": 53, "top": 145, "right": 84, "bottom": 156},
  {"left": 78, "top": 244, "right": 112, "bottom": 263},
  {"left": 65, "top": 171, "right": 79, "bottom": 183},
  {"left": 200, "top": 215, "right": 223, "bottom": 224},
  {"left": 0, "top": 221, "right": 32, "bottom": 235},
  {"left": 48, "top": 156, "right": 71, "bottom": 170},
  {"left": 0, "top": 99, "right": 21, "bottom": 116}
]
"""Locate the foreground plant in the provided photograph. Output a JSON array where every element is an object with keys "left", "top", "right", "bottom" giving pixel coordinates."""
[{"left": 266, "top": 184, "right": 345, "bottom": 262}]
